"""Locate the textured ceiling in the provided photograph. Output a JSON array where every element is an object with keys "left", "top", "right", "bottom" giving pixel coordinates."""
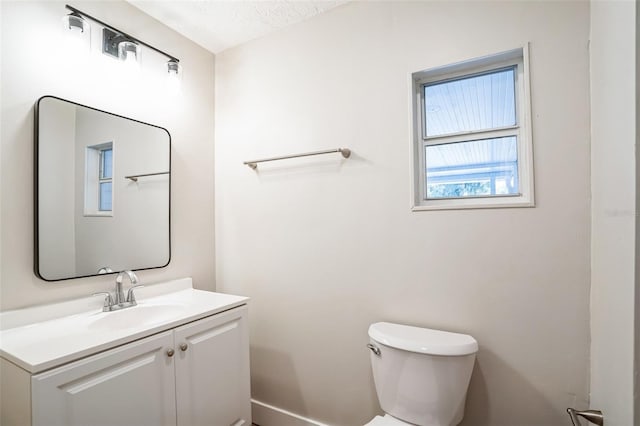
[{"left": 128, "top": 1, "right": 347, "bottom": 54}]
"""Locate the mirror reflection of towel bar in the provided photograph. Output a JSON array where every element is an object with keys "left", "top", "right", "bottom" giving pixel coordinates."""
[{"left": 125, "top": 172, "right": 170, "bottom": 182}]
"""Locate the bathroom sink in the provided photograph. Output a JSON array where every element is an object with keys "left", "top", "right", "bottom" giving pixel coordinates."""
[
  {"left": 0, "top": 278, "right": 250, "bottom": 373},
  {"left": 88, "top": 304, "right": 189, "bottom": 331}
]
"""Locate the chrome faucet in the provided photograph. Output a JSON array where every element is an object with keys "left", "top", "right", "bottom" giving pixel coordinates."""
[
  {"left": 115, "top": 270, "right": 138, "bottom": 304},
  {"left": 93, "top": 270, "right": 144, "bottom": 312}
]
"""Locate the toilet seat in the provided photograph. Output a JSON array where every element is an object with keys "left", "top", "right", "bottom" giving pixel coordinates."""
[{"left": 364, "top": 414, "right": 410, "bottom": 425}]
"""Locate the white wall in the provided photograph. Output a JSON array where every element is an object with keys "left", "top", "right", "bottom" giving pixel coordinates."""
[
  {"left": 589, "top": 1, "right": 637, "bottom": 424},
  {"left": 215, "top": 1, "right": 591, "bottom": 425},
  {"left": 0, "top": 1, "right": 216, "bottom": 309},
  {"left": 38, "top": 99, "right": 77, "bottom": 277}
]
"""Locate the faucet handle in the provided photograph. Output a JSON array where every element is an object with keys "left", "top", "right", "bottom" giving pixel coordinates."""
[
  {"left": 92, "top": 292, "right": 114, "bottom": 309},
  {"left": 126, "top": 285, "right": 145, "bottom": 304}
]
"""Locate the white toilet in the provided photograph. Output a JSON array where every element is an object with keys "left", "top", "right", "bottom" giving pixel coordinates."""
[{"left": 365, "top": 322, "right": 478, "bottom": 426}]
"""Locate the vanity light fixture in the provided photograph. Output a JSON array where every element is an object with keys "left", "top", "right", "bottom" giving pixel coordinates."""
[
  {"left": 62, "top": 11, "right": 89, "bottom": 34},
  {"left": 167, "top": 59, "right": 182, "bottom": 78},
  {"left": 166, "top": 59, "right": 183, "bottom": 87},
  {"left": 63, "top": 5, "right": 180, "bottom": 75},
  {"left": 118, "top": 40, "right": 141, "bottom": 68},
  {"left": 62, "top": 11, "right": 90, "bottom": 51}
]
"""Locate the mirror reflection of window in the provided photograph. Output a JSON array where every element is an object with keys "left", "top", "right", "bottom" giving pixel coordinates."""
[
  {"left": 85, "top": 142, "right": 113, "bottom": 216},
  {"left": 99, "top": 147, "right": 113, "bottom": 211}
]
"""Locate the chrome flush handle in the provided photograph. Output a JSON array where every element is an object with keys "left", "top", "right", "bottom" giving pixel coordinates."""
[
  {"left": 366, "top": 343, "right": 381, "bottom": 356},
  {"left": 567, "top": 408, "right": 604, "bottom": 426}
]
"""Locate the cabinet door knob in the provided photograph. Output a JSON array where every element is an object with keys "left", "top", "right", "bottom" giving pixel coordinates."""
[
  {"left": 167, "top": 349, "right": 175, "bottom": 357},
  {"left": 180, "top": 343, "right": 188, "bottom": 352}
]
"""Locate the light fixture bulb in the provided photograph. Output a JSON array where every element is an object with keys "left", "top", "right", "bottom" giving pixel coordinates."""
[
  {"left": 62, "top": 12, "right": 91, "bottom": 54},
  {"left": 167, "top": 60, "right": 182, "bottom": 80},
  {"left": 118, "top": 41, "right": 140, "bottom": 69},
  {"left": 62, "top": 13, "right": 88, "bottom": 33},
  {"left": 166, "top": 60, "right": 182, "bottom": 93},
  {"left": 167, "top": 60, "right": 181, "bottom": 77}
]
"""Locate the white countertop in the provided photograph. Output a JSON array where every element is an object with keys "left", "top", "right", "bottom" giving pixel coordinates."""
[{"left": 0, "top": 278, "right": 249, "bottom": 374}]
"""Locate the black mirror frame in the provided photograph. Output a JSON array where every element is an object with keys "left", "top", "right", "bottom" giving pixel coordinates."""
[{"left": 34, "top": 95, "right": 172, "bottom": 281}]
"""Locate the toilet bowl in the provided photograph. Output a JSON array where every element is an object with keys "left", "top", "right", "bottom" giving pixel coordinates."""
[{"left": 365, "top": 322, "right": 478, "bottom": 426}]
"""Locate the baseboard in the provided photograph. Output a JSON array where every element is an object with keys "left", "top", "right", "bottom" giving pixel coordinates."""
[{"left": 251, "top": 399, "right": 330, "bottom": 426}]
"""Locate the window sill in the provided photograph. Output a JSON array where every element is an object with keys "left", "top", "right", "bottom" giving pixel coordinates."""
[
  {"left": 412, "top": 196, "right": 534, "bottom": 211},
  {"left": 83, "top": 212, "right": 114, "bottom": 217}
]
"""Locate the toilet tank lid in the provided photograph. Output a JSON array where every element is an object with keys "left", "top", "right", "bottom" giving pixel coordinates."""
[{"left": 368, "top": 322, "right": 478, "bottom": 356}]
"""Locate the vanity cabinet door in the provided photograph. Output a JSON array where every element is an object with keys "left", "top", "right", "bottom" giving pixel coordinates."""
[
  {"left": 174, "top": 306, "right": 251, "bottom": 426},
  {"left": 31, "top": 330, "right": 176, "bottom": 426}
]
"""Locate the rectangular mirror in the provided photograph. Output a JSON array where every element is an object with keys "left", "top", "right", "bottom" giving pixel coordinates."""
[{"left": 35, "top": 96, "right": 170, "bottom": 281}]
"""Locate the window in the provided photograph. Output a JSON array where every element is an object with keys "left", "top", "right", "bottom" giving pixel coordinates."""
[
  {"left": 98, "top": 147, "right": 113, "bottom": 211},
  {"left": 411, "top": 47, "right": 534, "bottom": 210},
  {"left": 85, "top": 142, "right": 114, "bottom": 216}
]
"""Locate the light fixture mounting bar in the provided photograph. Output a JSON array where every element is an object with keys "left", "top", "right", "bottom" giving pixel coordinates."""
[{"left": 64, "top": 4, "right": 179, "bottom": 63}]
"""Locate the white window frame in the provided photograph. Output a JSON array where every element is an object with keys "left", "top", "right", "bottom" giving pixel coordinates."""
[
  {"left": 98, "top": 147, "right": 113, "bottom": 211},
  {"left": 84, "top": 141, "right": 114, "bottom": 217},
  {"left": 410, "top": 45, "right": 534, "bottom": 211}
]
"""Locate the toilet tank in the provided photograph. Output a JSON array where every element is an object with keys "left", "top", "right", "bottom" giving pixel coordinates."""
[{"left": 368, "top": 323, "right": 478, "bottom": 426}]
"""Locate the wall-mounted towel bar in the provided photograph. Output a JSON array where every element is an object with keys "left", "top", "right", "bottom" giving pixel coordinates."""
[
  {"left": 244, "top": 148, "right": 351, "bottom": 170},
  {"left": 125, "top": 172, "right": 170, "bottom": 182}
]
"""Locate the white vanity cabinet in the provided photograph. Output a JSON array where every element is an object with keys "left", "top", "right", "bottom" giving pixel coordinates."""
[
  {"left": 174, "top": 308, "right": 250, "bottom": 426},
  {"left": 0, "top": 291, "right": 250, "bottom": 426},
  {"left": 31, "top": 330, "right": 177, "bottom": 426}
]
